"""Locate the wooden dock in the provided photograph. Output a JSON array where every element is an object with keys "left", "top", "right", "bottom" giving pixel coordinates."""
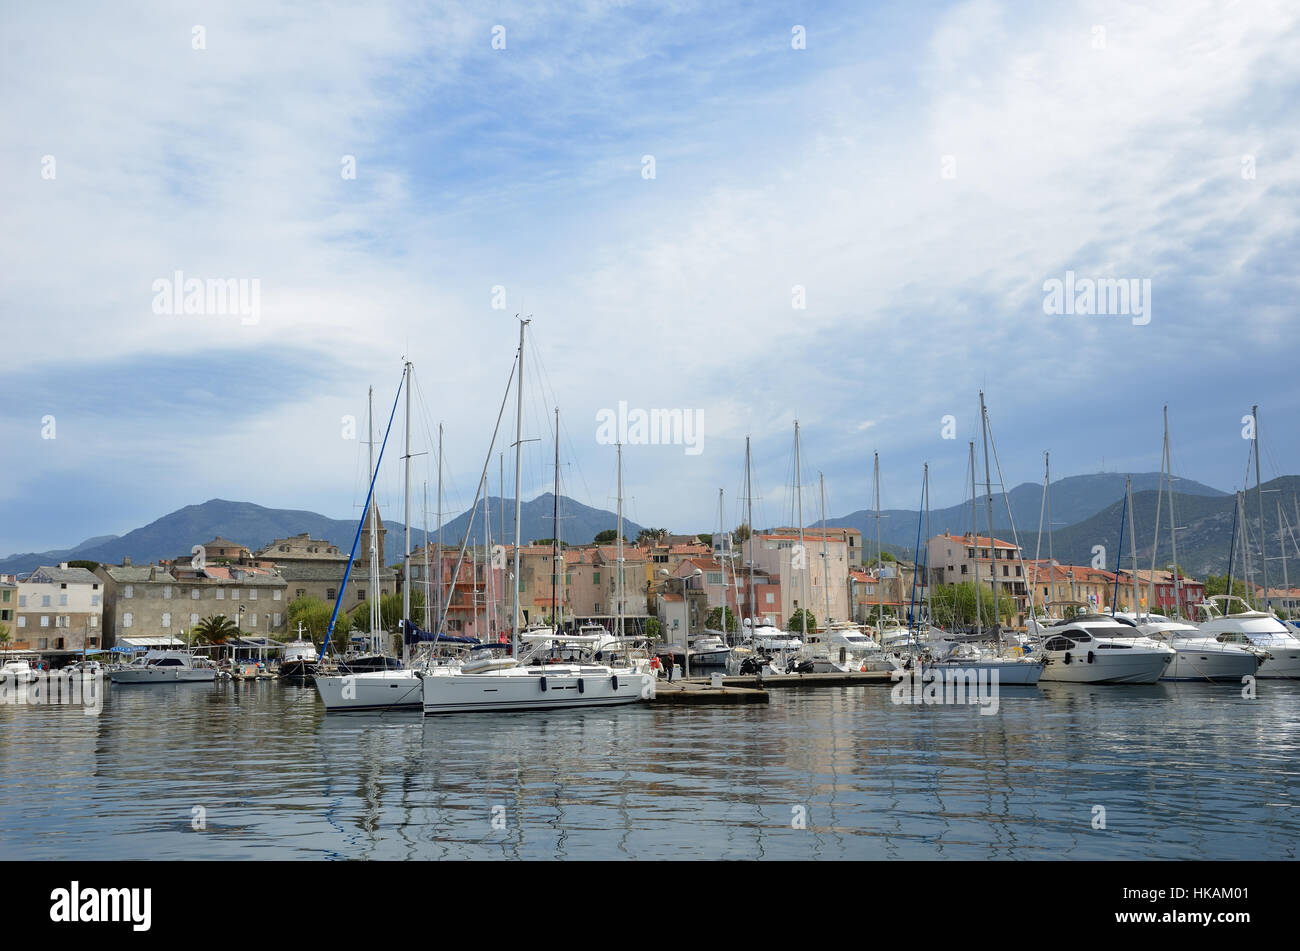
[
  {"left": 718, "top": 671, "right": 897, "bottom": 689},
  {"left": 651, "top": 679, "right": 769, "bottom": 704}
]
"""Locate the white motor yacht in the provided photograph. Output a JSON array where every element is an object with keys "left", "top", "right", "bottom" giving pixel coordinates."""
[
  {"left": 1194, "top": 596, "right": 1300, "bottom": 678},
  {"left": 1034, "top": 615, "right": 1174, "bottom": 684},
  {"left": 109, "top": 650, "right": 216, "bottom": 684},
  {"left": 1, "top": 659, "right": 37, "bottom": 684}
]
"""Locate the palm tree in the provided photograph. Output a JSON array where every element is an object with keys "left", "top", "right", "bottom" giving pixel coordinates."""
[
  {"left": 193, "top": 614, "right": 239, "bottom": 644},
  {"left": 0, "top": 622, "right": 11, "bottom": 658}
]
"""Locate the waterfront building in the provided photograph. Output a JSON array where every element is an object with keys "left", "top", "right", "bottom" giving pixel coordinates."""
[
  {"left": 929, "top": 532, "right": 1029, "bottom": 621},
  {"left": 12, "top": 564, "right": 103, "bottom": 655}
]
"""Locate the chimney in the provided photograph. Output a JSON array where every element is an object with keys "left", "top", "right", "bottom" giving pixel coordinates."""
[
  {"left": 59, "top": 562, "right": 69, "bottom": 570},
  {"left": 149, "top": 566, "right": 157, "bottom": 581},
  {"left": 123, "top": 556, "right": 132, "bottom": 567}
]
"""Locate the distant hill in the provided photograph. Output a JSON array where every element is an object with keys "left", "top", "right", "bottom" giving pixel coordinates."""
[
  {"left": 826, "top": 472, "right": 1227, "bottom": 553},
  {"left": 1017, "top": 475, "right": 1300, "bottom": 579},
  {"left": 0, "top": 495, "right": 644, "bottom": 575}
]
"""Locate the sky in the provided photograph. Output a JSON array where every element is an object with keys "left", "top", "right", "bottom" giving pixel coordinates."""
[{"left": 2, "top": 0, "right": 1299, "bottom": 556}]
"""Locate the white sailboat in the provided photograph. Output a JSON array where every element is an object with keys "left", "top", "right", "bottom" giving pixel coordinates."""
[{"left": 422, "top": 320, "right": 653, "bottom": 714}]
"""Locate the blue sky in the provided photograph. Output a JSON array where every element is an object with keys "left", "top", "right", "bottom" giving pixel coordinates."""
[{"left": 2, "top": 0, "right": 1299, "bottom": 556}]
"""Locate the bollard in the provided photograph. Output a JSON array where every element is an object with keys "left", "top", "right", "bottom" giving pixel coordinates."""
[{"left": 710, "top": 672, "right": 723, "bottom": 689}]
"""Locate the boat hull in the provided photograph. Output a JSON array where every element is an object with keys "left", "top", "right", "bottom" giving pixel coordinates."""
[
  {"left": 422, "top": 665, "right": 653, "bottom": 715},
  {"left": 924, "top": 659, "right": 1044, "bottom": 685},
  {"left": 1162, "top": 648, "right": 1261, "bottom": 682},
  {"left": 1039, "top": 649, "right": 1171, "bottom": 684},
  {"left": 278, "top": 659, "right": 319, "bottom": 684},
  {"left": 314, "top": 670, "right": 423, "bottom": 710},
  {"left": 109, "top": 668, "right": 215, "bottom": 684}
]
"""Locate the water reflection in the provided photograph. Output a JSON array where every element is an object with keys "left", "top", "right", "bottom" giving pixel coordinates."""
[{"left": 0, "top": 678, "right": 1296, "bottom": 859}]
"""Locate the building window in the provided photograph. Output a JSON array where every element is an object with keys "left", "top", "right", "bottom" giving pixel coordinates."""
[
  {"left": 216, "top": 589, "right": 224, "bottom": 600},
  {"left": 42, "top": 595, "right": 51, "bottom": 607},
  {"left": 248, "top": 613, "right": 257, "bottom": 627},
  {"left": 92, "top": 594, "right": 100, "bottom": 606},
  {"left": 163, "top": 586, "right": 173, "bottom": 599},
  {"left": 766, "top": 593, "right": 775, "bottom": 604},
  {"left": 40, "top": 616, "right": 49, "bottom": 628},
  {"left": 327, "top": 589, "right": 337, "bottom": 601},
  {"left": 190, "top": 613, "right": 199, "bottom": 626},
  {"left": 17, "top": 617, "right": 25, "bottom": 628},
  {"left": 273, "top": 613, "right": 281, "bottom": 627},
  {"left": 59, "top": 594, "right": 68, "bottom": 606},
  {"left": 273, "top": 590, "right": 281, "bottom": 601},
  {"left": 162, "top": 613, "right": 171, "bottom": 628},
  {"left": 18, "top": 595, "right": 26, "bottom": 607},
  {"left": 960, "top": 565, "right": 968, "bottom": 575},
  {"left": 249, "top": 589, "right": 257, "bottom": 601},
  {"left": 124, "top": 586, "right": 133, "bottom": 599},
  {"left": 37, "top": 638, "right": 48, "bottom": 650},
  {"left": 124, "top": 612, "right": 133, "bottom": 628},
  {"left": 231, "top": 589, "right": 240, "bottom": 600},
  {"left": 593, "top": 572, "right": 600, "bottom": 584}
]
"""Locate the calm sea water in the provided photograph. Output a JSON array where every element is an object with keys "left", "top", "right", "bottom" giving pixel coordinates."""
[{"left": 1, "top": 679, "right": 1297, "bottom": 860}]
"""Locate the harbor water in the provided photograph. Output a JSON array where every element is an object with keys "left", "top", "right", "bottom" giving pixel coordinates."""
[{"left": 1, "top": 680, "right": 1297, "bottom": 860}]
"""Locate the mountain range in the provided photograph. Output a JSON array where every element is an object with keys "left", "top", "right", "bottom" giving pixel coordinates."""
[
  {"left": 0, "top": 495, "right": 645, "bottom": 575},
  {"left": 3, "top": 473, "right": 1295, "bottom": 580}
]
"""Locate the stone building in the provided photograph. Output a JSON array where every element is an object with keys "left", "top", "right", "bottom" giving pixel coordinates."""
[
  {"left": 13, "top": 564, "right": 104, "bottom": 654},
  {"left": 96, "top": 557, "right": 288, "bottom": 647}
]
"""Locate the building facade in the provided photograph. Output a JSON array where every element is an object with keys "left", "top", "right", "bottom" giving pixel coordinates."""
[{"left": 13, "top": 564, "right": 104, "bottom": 653}]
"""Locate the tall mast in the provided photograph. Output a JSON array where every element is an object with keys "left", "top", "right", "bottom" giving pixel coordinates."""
[
  {"left": 616, "top": 443, "right": 624, "bottom": 639},
  {"left": 1279, "top": 499, "right": 1289, "bottom": 613},
  {"left": 820, "top": 473, "right": 831, "bottom": 630},
  {"left": 368, "top": 385, "right": 379, "bottom": 650},
  {"left": 552, "top": 407, "right": 561, "bottom": 635},
  {"left": 402, "top": 360, "right": 412, "bottom": 666},
  {"left": 1149, "top": 410, "right": 1165, "bottom": 616},
  {"left": 979, "top": 391, "right": 999, "bottom": 643},
  {"left": 718, "top": 487, "right": 728, "bottom": 640},
  {"left": 1253, "top": 405, "right": 1271, "bottom": 611},
  {"left": 923, "top": 463, "right": 933, "bottom": 631},
  {"left": 422, "top": 482, "right": 430, "bottom": 630},
  {"left": 875, "top": 451, "right": 883, "bottom": 634},
  {"left": 511, "top": 318, "right": 529, "bottom": 655},
  {"left": 1127, "top": 476, "right": 1139, "bottom": 617},
  {"left": 484, "top": 478, "right": 492, "bottom": 640},
  {"left": 970, "top": 440, "right": 981, "bottom": 637},
  {"left": 1166, "top": 409, "right": 1183, "bottom": 618},
  {"left": 746, "top": 436, "right": 756, "bottom": 629},
  {"left": 795, "top": 421, "right": 806, "bottom": 639},
  {"left": 436, "top": 423, "right": 443, "bottom": 637}
]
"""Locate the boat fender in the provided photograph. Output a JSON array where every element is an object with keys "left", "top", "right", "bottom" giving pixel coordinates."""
[
  {"left": 540, "top": 676, "right": 548, "bottom": 692},
  {"left": 611, "top": 675, "right": 619, "bottom": 690},
  {"left": 578, "top": 678, "right": 585, "bottom": 694},
  {"left": 1087, "top": 651, "right": 1095, "bottom": 664},
  {"left": 1063, "top": 651, "right": 1072, "bottom": 665}
]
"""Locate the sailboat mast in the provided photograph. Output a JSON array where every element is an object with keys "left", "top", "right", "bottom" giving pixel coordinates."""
[
  {"left": 422, "top": 482, "right": 430, "bottom": 630},
  {"left": 616, "top": 443, "right": 624, "bottom": 639},
  {"left": 1166, "top": 409, "right": 1183, "bottom": 618},
  {"left": 402, "top": 360, "right": 413, "bottom": 666},
  {"left": 795, "top": 421, "right": 806, "bottom": 639},
  {"left": 970, "top": 441, "right": 981, "bottom": 637},
  {"left": 436, "top": 423, "right": 443, "bottom": 637},
  {"left": 1253, "top": 405, "right": 1271, "bottom": 611},
  {"left": 368, "top": 385, "right": 379, "bottom": 651},
  {"left": 484, "top": 480, "right": 492, "bottom": 639},
  {"left": 924, "top": 463, "right": 933, "bottom": 629},
  {"left": 511, "top": 318, "right": 529, "bottom": 655},
  {"left": 718, "top": 487, "right": 728, "bottom": 640},
  {"left": 820, "top": 473, "right": 831, "bottom": 629},
  {"left": 1127, "top": 476, "right": 1139, "bottom": 616},
  {"left": 746, "top": 436, "right": 755, "bottom": 629},
  {"left": 979, "top": 391, "right": 999, "bottom": 641},
  {"left": 552, "top": 407, "right": 560, "bottom": 635},
  {"left": 875, "top": 451, "right": 883, "bottom": 635},
  {"left": 1280, "top": 499, "right": 1290, "bottom": 606}
]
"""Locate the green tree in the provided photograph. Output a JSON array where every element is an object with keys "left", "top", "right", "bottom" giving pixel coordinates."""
[
  {"left": 785, "top": 608, "right": 817, "bottom": 633},
  {"left": 644, "top": 618, "right": 662, "bottom": 639},
  {"left": 531, "top": 538, "right": 569, "bottom": 549},
  {"left": 287, "top": 596, "right": 332, "bottom": 642},
  {"left": 67, "top": 560, "right": 100, "bottom": 572},
  {"left": 705, "top": 606, "right": 738, "bottom": 633},
  {"left": 697, "top": 533, "right": 713, "bottom": 548},
  {"left": 193, "top": 614, "right": 239, "bottom": 644},
  {"left": 733, "top": 523, "right": 751, "bottom": 544},
  {"left": 0, "top": 622, "right": 11, "bottom": 656},
  {"left": 930, "top": 582, "right": 1017, "bottom": 628},
  {"left": 594, "top": 529, "right": 626, "bottom": 544},
  {"left": 1203, "top": 574, "right": 1254, "bottom": 608}
]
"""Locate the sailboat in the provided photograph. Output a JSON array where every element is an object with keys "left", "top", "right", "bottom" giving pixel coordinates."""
[
  {"left": 421, "top": 320, "right": 654, "bottom": 714},
  {"left": 314, "top": 362, "right": 426, "bottom": 711}
]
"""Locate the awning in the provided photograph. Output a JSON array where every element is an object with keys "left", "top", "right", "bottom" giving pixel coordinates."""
[{"left": 116, "top": 635, "right": 185, "bottom": 648}]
